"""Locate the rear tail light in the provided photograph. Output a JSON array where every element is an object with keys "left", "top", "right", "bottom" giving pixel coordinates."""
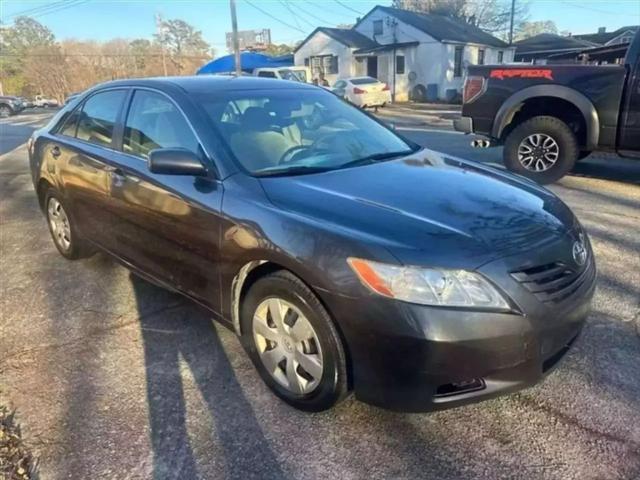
[
  {"left": 382, "top": 84, "right": 390, "bottom": 91},
  {"left": 353, "top": 87, "right": 366, "bottom": 94},
  {"left": 463, "top": 76, "right": 486, "bottom": 104}
]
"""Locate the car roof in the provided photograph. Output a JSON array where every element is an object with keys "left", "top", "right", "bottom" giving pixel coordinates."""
[{"left": 91, "top": 75, "right": 317, "bottom": 94}]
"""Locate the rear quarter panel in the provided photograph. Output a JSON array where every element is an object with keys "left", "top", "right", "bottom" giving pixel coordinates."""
[{"left": 463, "top": 65, "right": 627, "bottom": 145}]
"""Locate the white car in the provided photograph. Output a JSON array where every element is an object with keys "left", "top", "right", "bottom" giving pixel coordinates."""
[
  {"left": 332, "top": 77, "right": 391, "bottom": 109},
  {"left": 34, "top": 95, "right": 59, "bottom": 108},
  {"left": 253, "top": 67, "right": 312, "bottom": 83}
]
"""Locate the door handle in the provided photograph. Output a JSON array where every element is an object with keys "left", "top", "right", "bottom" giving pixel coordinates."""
[
  {"left": 50, "top": 146, "right": 61, "bottom": 158},
  {"left": 110, "top": 167, "right": 140, "bottom": 185}
]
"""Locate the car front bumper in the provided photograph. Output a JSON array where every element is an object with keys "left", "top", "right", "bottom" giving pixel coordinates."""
[{"left": 319, "top": 261, "right": 595, "bottom": 412}]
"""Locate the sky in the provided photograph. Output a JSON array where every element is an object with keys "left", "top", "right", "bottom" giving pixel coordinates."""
[{"left": 1, "top": 0, "right": 639, "bottom": 54}]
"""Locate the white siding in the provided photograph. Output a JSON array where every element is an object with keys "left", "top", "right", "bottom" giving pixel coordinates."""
[
  {"left": 295, "top": 7, "right": 516, "bottom": 101},
  {"left": 293, "top": 31, "right": 356, "bottom": 84}
]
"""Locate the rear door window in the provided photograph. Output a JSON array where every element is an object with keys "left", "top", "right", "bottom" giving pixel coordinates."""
[
  {"left": 123, "top": 90, "right": 200, "bottom": 159},
  {"left": 76, "top": 90, "right": 127, "bottom": 147}
]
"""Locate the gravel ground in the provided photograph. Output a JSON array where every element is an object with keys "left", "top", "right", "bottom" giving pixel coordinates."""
[{"left": 1, "top": 111, "right": 639, "bottom": 480}]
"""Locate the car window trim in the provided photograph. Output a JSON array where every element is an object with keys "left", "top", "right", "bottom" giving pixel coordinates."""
[
  {"left": 54, "top": 87, "right": 130, "bottom": 153},
  {"left": 121, "top": 87, "right": 210, "bottom": 167}
]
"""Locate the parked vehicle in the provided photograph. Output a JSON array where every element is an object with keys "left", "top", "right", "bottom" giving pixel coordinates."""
[
  {"left": 332, "top": 77, "right": 392, "bottom": 109},
  {"left": 253, "top": 66, "right": 312, "bottom": 83},
  {"left": 455, "top": 30, "right": 640, "bottom": 184},
  {"left": 29, "top": 76, "right": 595, "bottom": 412},
  {"left": 34, "top": 95, "right": 59, "bottom": 108},
  {"left": 0, "top": 96, "right": 25, "bottom": 117}
]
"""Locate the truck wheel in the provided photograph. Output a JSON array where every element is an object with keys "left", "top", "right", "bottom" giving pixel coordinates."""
[
  {"left": 0, "top": 105, "right": 12, "bottom": 118},
  {"left": 503, "top": 116, "right": 578, "bottom": 184}
]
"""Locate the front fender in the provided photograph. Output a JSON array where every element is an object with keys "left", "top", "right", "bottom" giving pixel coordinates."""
[{"left": 492, "top": 85, "right": 600, "bottom": 150}]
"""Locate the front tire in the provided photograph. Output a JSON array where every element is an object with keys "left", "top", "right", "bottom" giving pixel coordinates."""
[
  {"left": 503, "top": 115, "right": 578, "bottom": 184},
  {"left": 0, "top": 105, "right": 12, "bottom": 118},
  {"left": 44, "top": 189, "right": 93, "bottom": 260},
  {"left": 240, "top": 271, "right": 349, "bottom": 411}
]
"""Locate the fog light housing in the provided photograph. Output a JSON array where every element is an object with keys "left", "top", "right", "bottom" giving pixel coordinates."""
[{"left": 434, "top": 378, "right": 485, "bottom": 397}]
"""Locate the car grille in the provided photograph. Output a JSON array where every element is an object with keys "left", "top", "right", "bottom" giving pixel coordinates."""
[{"left": 511, "top": 259, "right": 595, "bottom": 304}]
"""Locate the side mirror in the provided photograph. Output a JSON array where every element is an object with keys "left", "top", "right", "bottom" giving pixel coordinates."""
[{"left": 148, "top": 148, "right": 208, "bottom": 176}]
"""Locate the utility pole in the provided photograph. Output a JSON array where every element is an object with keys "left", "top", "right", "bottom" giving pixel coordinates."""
[
  {"left": 230, "top": 0, "right": 241, "bottom": 75},
  {"left": 508, "top": 0, "right": 515, "bottom": 45},
  {"left": 156, "top": 13, "right": 168, "bottom": 76}
]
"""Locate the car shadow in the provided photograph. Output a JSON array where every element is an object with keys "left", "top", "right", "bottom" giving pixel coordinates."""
[
  {"left": 130, "top": 274, "right": 287, "bottom": 480},
  {"left": 569, "top": 156, "right": 640, "bottom": 186}
]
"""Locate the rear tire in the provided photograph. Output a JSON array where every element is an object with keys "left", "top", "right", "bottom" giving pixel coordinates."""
[
  {"left": 240, "top": 270, "right": 349, "bottom": 411},
  {"left": 503, "top": 115, "right": 578, "bottom": 184},
  {"left": 0, "top": 105, "right": 12, "bottom": 118},
  {"left": 44, "top": 189, "right": 93, "bottom": 260}
]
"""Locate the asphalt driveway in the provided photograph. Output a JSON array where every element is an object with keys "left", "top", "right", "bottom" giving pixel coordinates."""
[{"left": 1, "top": 111, "right": 639, "bottom": 480}]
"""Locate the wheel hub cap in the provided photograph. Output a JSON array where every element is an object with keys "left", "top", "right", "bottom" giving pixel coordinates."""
[
  {"left": 252, "top": 298, "right": 323, "bottom": 395},
  {"left": 517, "top": 133, "right": 559, "bottom": 172},
  {"left": 47, "top": 198, "right": 71, "bottom": 251}
]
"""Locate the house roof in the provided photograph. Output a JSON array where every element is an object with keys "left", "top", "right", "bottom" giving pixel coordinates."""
[
  {"left": 514, "top": 33, "right": 598, "bottom": 55},
  {"left": 366, "top": 6, "right": 510, "bottom": 48},
  {"left": 294, "top": 27, "right": 378, "bottom": 53},
  {"left": 574, "top": 26, "right": 638, "bottom": 45}
]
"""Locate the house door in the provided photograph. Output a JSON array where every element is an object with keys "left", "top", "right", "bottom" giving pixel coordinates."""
[{"left": 367, "top": 56, "right": 378, "bottom": 79}]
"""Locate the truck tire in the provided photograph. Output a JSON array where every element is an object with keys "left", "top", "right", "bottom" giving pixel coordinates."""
[
  {"left": 503, "top": 115, "right": 578, "bottom": 184},
  {"left": 0, "top": 105, "right": 12, "bottom": 118}
]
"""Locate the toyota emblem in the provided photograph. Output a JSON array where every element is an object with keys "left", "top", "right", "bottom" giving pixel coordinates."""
[{"left": 572, "top": 235, "right": 587, "bottom": 266}]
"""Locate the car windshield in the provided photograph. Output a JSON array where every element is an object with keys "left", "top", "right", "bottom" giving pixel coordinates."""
[{"left": 198, "top": 89, "right": 415, "bottom": 176}]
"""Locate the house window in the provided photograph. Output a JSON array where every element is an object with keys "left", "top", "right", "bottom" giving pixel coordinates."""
[
  {"left": 498, "top": 51, "right": 504, "bottom": 63},
  {"left": 373, "top": 20, "right": 383, "bottom": 35},
  {"left": 304, "top": 57, "right": 309, "bottom": 66},
  {"left": 396, "top": 55, "right": 405, "bottom": 74},
  {"left": 478, "top": 49, "right": 485, "bottom": 65},
  {"left": 310, "top": 55, "right": 338, "bottom": 76},
  {"left": 454, "top": 46, "right": 464, "bottom": 77}
]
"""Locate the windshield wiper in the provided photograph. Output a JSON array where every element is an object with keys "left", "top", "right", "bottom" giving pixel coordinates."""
[
  {"left": 254, "top": 165, "right": 333, "bottom": 177},
  {"left": 337, "top": 149, "right": 415, "bottom": 170}
]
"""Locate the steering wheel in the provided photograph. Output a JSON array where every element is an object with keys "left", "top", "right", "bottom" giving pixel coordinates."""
[{"left": 279, "top": 145, "right": 311, "bottom": 164}]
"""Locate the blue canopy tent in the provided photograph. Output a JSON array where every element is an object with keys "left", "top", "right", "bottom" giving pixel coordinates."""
[{"left": 197, "top": 52, "right": 292, "bottom": 74}]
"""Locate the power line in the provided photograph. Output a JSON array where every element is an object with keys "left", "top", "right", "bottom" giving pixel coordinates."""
[
  {"left": 289, "top": 2, "right": 333, "bottom": 25},
  {"left": 281, "top": 0, "right": 301, "bottom": 30},
  {"left": 333, "top": 0, "right": 364, "bottom": 16},
  {"left": 304, "top": 0, "right": 355, "bottom": 20},
  {"left": 3, "top": 0, "right": 70, "bottom": 19},
  {"left": 558, "top": 0, "right": 640, "bottom": 17},
  {"left": 244, "top": 0, "right": 307, "bottom": 34},
  {"left": 278, "top": 0, "right": 314, "bottom": 29},
  {"left": 4, "top": 0, "right": 89, "bottom": 21}
]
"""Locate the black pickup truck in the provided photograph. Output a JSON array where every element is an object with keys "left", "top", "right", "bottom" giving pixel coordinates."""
[{"left": 455, "top": 30, "right": 640, "bottom": 183}]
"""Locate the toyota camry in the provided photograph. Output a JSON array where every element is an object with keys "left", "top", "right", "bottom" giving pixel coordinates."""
[{"left": 28, "top": 76, "right": 596, "bottom": 412}]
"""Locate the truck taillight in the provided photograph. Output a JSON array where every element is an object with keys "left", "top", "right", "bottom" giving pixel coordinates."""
[
  {"left": 382, "top": 84, "right": 390, "bottom": 91},
  {"left": 353, "top": 87, "right": 366, "bottom": 94},
  {"left": 463, "top": 76, "right": 485, "bottom": 103}
]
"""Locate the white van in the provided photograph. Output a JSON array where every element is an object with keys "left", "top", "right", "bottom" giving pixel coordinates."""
[{"left": 253, "top": 66, "right": 312, "bottom": 83}]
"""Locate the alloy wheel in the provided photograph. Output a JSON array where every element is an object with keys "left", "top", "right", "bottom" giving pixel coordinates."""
[
  {"left": 0, "top": 106, "right": 10, "bottom": 118},
  {"left": 252, "top": 297, "right": 323, "bottom": 395},
  {"left": 517, "top": 133, "right": 559, "bottom": 172},
  {"left": 47, "top": 197, "right": 72, "bottom": 251}
]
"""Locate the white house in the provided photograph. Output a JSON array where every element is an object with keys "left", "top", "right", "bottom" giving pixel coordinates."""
[{"left": 294, "top": 5, "right": 516, "bottom": 102}]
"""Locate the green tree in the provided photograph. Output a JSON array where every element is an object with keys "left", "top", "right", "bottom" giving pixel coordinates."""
[
  {"left": 0, "top": 16, "right": 56, "bottom": 95},
  {"left": 155, "top": 18, "right": 211, "bottom": 73},
  {"left": 263, "top": 43, "right": 295, "bottom": 56},
  {"left": 514, "top": 20, "right": 558, "bottom": 41},
  {"left": 391, "top": 0, "right": 529, "bottom": 39}
]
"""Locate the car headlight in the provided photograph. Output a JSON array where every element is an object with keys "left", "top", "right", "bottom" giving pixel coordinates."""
[{"left": 348, "top": 258, "right": 510, "bottom": 309}]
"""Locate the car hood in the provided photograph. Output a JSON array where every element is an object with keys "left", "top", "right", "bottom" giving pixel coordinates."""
[{"left": 259, "top": 149, "right": 576, "bottom": 268}]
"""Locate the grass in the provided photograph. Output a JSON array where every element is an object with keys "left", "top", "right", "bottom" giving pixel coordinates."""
[{"left": 0, "top": 406, "right": 35, "bottom": 480}]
